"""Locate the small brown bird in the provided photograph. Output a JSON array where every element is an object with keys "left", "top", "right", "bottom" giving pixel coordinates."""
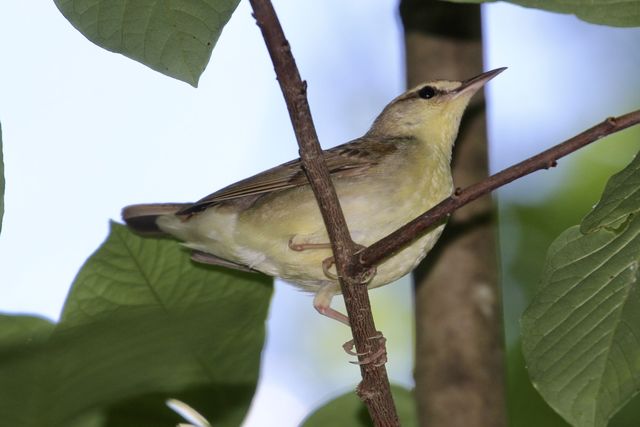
[{"left": 122, "top": 68, "right": 504, "bottom": 325}]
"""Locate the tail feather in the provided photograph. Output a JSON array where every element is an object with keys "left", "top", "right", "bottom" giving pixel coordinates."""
[{"left": 121, "top": 203, "right": 191, "bottom": 235}]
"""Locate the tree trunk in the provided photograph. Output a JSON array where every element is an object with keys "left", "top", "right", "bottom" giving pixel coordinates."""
[{"left": 400, "top": 1, "right": 507, "bottom": 426}]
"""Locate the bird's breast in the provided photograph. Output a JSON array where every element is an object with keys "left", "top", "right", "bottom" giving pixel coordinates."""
[{"left": 231, "top": 143, "right": 454, "bottom": 290}]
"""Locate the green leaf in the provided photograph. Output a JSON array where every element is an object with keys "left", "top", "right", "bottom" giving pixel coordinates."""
[
  {"left": 0, "top": 122, "right": 4, "bottom": 234},
  {"left": 581, "top": 152, "right": 640, "bottom": 233},
  {"left": 53, "top": 0, "right": 241, "bottom": 86},
  {"left": 523, "top": 222, "right": 640, "bottom": 427},
  {"left": 0, "top": 222, "right": 273, "bottom": 426},
  {"left": 0, "top": 314, "right": 54, "bottom": 348},
  {"left": 302, "top": 385, "right": 417, "bottom": 427},
  {"left": 0, "top": 315, "right": 55, "bottom": 426},
  {"left": 447, "top": 0, "right": 640, "bottom": 27},
  {"left": 522, "top": 152, "right": 640, "bottom": 427}
]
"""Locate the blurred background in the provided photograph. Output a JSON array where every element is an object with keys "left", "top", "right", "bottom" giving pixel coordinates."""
[{"left": 1, "top": 1, "right": 639, "bottom": 425}]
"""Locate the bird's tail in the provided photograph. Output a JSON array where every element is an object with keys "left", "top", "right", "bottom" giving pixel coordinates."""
[{"left": 121, "top": 203, "right": 191, "bottom": 236}]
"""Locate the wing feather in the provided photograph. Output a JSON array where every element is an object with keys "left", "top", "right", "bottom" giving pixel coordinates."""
[{"left": 179, "top": 137, "right": 398, "bottom": 215}]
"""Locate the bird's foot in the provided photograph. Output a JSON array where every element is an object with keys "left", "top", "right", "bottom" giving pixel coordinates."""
[
  {"left": 342, "top": 339, "right": 364, "bottom": 356},
  {"left": 344, "top": 333, "right": 388, "bottom": 366},
  {"left": 314, "top": 284, "right": 349, "bottom": 326},
  {"left": 359, "top": 264, "right": 377, "bottom": 285},
  {"left": 352, "top": 244, "right": 377, "bottom": 284},
  {"left": 322, "top": 256, "right": 338, "bottom": 280},
  {"left": 321, "top": 244, "right": 376, "bottom": 284}
]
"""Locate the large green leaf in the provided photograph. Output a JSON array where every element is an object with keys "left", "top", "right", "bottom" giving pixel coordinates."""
[
  {"left": 302, "top": 385, "right": 417, "bottom": 427},
  {"left": 53, "top": 0, "right": 241, "bottom": 86},
  {"left": 581, "top": 152, "right": 640, "bottom": 233},
  {"left": 1, "top": 122, "right": 4, "bottom": 234},
  {"left": 0, "top": 314, "right": 54, "bottom": 348},
  {"left": 0, "top": 222, "right": 272, "bottom": 426},
  {"left": 522, "top": 152, "right": 640, "bottom": 427},
  {"left": 448, "top": 0, "right": 640, "bottom": 27}
]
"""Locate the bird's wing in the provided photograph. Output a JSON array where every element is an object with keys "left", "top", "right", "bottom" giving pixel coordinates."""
[
  {"left": 191, "top": 251, "right": 259, "bottom": 273},
  {"left": 179, "top": 137, "right": 398, "bottom": 215}
]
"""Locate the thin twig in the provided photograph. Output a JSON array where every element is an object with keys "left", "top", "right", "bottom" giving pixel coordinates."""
[
  {"left": 358, "top": 111, "right": 640, "bottom": 269},
  {"left": 248, "top": 0, "right": 399, "bottom": 425}
]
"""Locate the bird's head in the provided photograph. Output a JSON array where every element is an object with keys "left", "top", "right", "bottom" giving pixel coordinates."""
[{"left": 367, "top": 67, "right": 506, "bottom": 149}]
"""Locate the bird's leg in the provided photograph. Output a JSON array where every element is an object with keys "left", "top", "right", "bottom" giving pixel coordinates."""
[
  {"left": 298, "top": 240, "right": 379, "bottom": 350},
  {"left": 288, "top": 236, "right": 332, "bottom": 252},
  {"left": 345, "top": 333, "right": 388, "bottom": 366},
  {"left": 288, "top": 236, "right": 338, "bottom": 280},
  {"left": 313, "top": 283, "right": 349, "bottom": 326},
  {"left": 322, "top": 257, "right": 338, "bottom": 280}
]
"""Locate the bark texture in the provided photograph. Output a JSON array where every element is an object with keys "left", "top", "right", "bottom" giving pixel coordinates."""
[
  {"left": 250, "top": 1, "right": 398, "bottom": 424},
  {"left": 400, "top": 1, "right": 507, "bottom": 426}
]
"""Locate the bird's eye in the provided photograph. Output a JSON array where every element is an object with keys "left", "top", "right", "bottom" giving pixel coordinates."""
[{"left": 418, "top": 86, "right": 436, "bottom": 99}]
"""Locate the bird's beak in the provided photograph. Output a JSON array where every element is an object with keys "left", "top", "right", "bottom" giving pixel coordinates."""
[{"left": 453, "top": 67, "right": 507, "bottom": 97}]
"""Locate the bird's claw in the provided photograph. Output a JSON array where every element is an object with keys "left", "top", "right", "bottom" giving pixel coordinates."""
[
  {"left": 322, "top": 257, "right": 338, "bottom": 280},
  {"left": 343, "top": 333, "right": 388, "bottom": 366},
  {"left": 359, "top": 266, "right": 377, "bottom": 284},
  {"left": 342, "top": 339, "right": 366, "bottom": 356}
]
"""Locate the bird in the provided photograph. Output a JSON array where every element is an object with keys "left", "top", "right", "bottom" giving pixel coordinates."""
[{"left": 122, "top": 67, "right": 505, "bottom": 326}]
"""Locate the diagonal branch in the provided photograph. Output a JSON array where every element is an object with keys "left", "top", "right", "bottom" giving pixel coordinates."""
[
  {"left": 357, "top": 110, "right": 640, "bottom": 269},
  {"left": 248, "top": 0, "right": 399, "bottom": 425}
]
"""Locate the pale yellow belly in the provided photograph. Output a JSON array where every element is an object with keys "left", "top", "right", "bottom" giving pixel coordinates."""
[
  {"left": 158, "top": 151, "right": 453, "bottom": 293},
  {"left": 232, "top": 165, "right": 452, "bottom": 291}
]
